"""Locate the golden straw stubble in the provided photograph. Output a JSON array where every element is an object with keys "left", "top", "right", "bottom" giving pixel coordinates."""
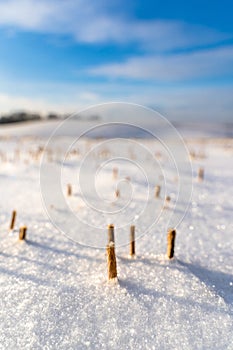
[
  {"left": 106, "top": 242, "right": 117, "bottom": 280},
  {"left": 167, "top": 228, "right": 176, "bottom": 259},
  {"left": 19, "top": 226, "right": 27, "bottom": 240},
  {"left": 154, "top": 185, "right": 161, "bottom": 198},
  {"left": 10, "top": 210, "right": 17, "bottom": 230},
  {"left": 108, "top": 224, "right": 115, "bottom": 244},
  {"left": 112, "top": 167, "right": 118, "bottom": 179},
  {"left": 130, "top": 225, "right": 135, "bottom": 257},
  {"left": 67, "top": 184, "right": 72, "bottom": 196},
  {"left": 115, "top": 189, "right": 120, "bottom": 198},
  {"left": 198, "top": 167, "right": 204, "bottom": 181}
]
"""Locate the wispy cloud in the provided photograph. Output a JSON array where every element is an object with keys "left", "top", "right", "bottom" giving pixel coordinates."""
[
  {"left": 1, "top": 81, "right": 233, "bottom": 121},
  {"left": 0, "top": 0, "right": 232, "bottom": 121},
  {"left": 90, "top": 45, "right": 233, "bottom": 81},
  {"left": 0, "top": 87, "right": 103, "bottom": 115},
  {"left": 134, "top": 85, "right": 233, "bottom": 121},
  {"left": 0, "top": 92, "right": 57, "bottom": 114},
  {"left": 0, "top": 0, "right": 230, "bottom": 51}
]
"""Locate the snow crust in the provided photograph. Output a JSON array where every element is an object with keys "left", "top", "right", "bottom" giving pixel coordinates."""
[{"left": 0, "top": 122, "right": 233, "bottom": 349}]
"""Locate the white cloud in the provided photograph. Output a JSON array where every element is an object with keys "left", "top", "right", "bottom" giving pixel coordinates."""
[
  {"left": 0, "top": 91, "right": 102, "bottom": 115},
  {"left": 90, "top": 45, "right": 233, "bottom": 81},
  {"left": 0, "top": 0, "right": 230, "bottom": 51},
  {"left": 0, "top": 0, "right": 55, "bottom": 29},
  {"left": 0, "top": 93, "right": 77, "bottom": 115},
  {"left": 0, "top": 1, "right": 232, "bottom": 122},
  {"left": 1, "top": 82, "right": 233, "bottom": 122},
  {"left": 0, "top": 93, "right": 62, "bottom": 115},
  {"left": 132, "top": 85, "right": 233, "bottom": 121}
]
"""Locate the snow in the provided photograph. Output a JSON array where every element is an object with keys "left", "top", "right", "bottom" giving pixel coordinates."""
[{"left": 0, "top": 120, "right": 233, "bottom": 349}]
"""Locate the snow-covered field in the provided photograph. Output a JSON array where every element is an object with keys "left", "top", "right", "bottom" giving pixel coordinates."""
[{"left": 0, "top": 120, "right": 233, "bottom": 349}]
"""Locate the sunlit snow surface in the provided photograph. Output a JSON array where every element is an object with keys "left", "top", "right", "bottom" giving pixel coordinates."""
[{"left": 0, "top": 120, "right": 233, "bottom": 349}]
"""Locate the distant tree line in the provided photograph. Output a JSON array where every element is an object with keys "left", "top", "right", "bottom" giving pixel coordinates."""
[
  {"left": 0, "top": 111, "right": 101, "bottom": 124},
  {"left": 0, "top": 112, "right": 40, "bottom": 124},
  {"left": 0, "top": 111, "right": 64, "bottom": 124}
]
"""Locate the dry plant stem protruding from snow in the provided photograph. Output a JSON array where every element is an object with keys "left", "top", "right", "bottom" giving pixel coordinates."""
[
  {"left": 115, "top": 189, "right": 120, "bottom": 198},
  {"left": 108, "top": 224, "right": 115, "bottom": 244},
  {"left": 10, "top": 210, "right": 17, "bottom": 230},
  {"left": 130, "top": 225, "right": 135, "bottom": 257},
  {"left": 198, "top": 167, "right": 204, "bottom": 181},
  {"left": 167, "top": 228, "right": 176, "bottom": 259},
  {"left": 106, "top": 242, "right": 117, "bottom": 280},
  {"left": 19, "top": 226, "right": 27, "bottom": 240},
  {"left": 154, "top": 185, "right": 161, "bottom": 198},
  {"left": 67, "top": 184, "right": 72, "bottom": 196},
  {"left": 112, "top": 167, "right": 118, "bottom": 179},
  {"left": 164, "top": 195, "right": 171, "bottom": 209}
]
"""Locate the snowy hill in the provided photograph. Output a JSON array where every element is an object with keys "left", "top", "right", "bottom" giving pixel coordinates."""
[{"left": 0, "top": 120, "right": 233, "bottom": 349}]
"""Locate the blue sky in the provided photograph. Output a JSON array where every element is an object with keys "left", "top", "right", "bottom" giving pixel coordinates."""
[{"left": 0, "top": 0, "right": 233, "bottom": 121}]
